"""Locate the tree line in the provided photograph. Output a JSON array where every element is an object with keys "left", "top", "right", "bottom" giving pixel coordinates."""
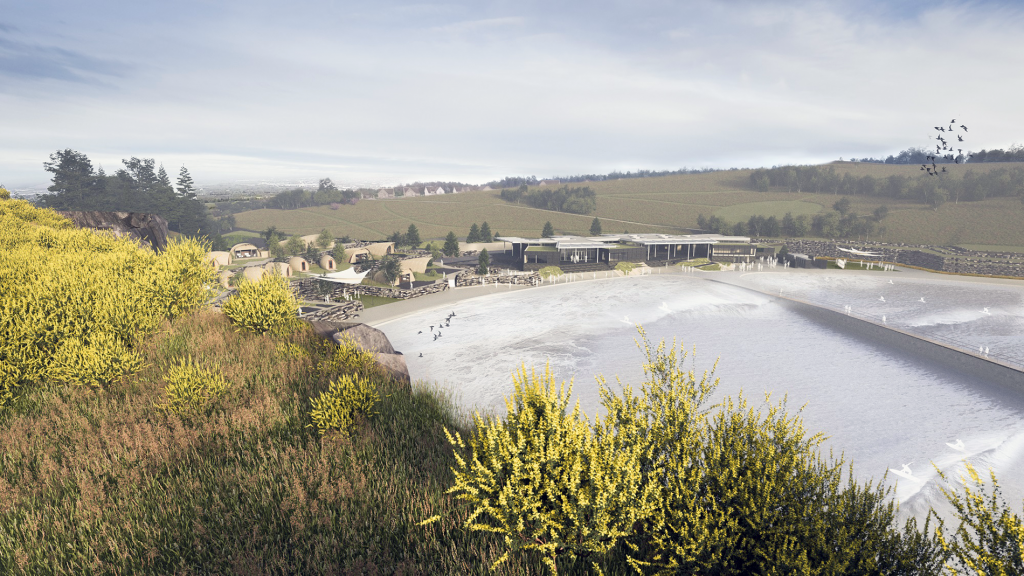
[
  {"left": 37, "top": 149, "right": 213, "bottom": 237},
  {"left": 849, "top": 144, "right": 1024, "bottom": 164},
  {"left": 699, "top": 198, "right": 890, "bottom": 240},
  {"left": 749, "top": 164, "right": 1024, "bottom": 208},
  {"left": 499, "top": 184, "right": 597, "bottom": 214},
  {"left": 487, "top": 167, "right": 730, "bottom": 188}
]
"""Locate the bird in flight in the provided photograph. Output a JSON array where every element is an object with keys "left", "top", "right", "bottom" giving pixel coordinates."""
[
  {"left": 951, "top": 119, "right": 956, "bottom": 124},
  {"left": 961, "top": 124, "right": 968, "bottom": 132},
  {"left": 958, "top": 134, "right": 964, "bottom": 142}
]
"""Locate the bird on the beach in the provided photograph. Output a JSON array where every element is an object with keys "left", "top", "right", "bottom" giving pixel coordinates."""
[
  {"left": 889, "top": 279, "right": 894, "bottom": 284},
  {"left": 418, "top": 352, "right": 423, "bottom": 357},
  {"left": 430, "top": 325, "right": 434, "bottom": 332},
  {"left": 879, "top": 296, "right": 886, "bottom": 302},
  {"left": 982, "top": 307, "right": 991, "bottom": 314},
  {"left": 942, "top": 167, "right": 947, "bottom": 173},
  {"left": 621, "top": 315, "right": 632, "bottom": 325},
  {"left": 882, "top": 315, "right": 886, "bottom": 323},
  {"left": 919, "top": 297, "right": 926, "bottom": 303},
  {"left": 947, "top": 439, "right": 965, "bottom": 451}
]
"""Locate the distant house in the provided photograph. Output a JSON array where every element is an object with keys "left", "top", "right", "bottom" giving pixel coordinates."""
[
  {"left": 206, "top": 251, "right": 233, "bottom": 269},
  {"left": 263, "top": 262, "right": 293, "bottom": 277},
  {"left": 288, "top": 257, "right": 309, "bottom": 273},
  {"left": 404, "top": 187, "right": 419, "bottom": 197},
  {"left": 450, "top": 187, "right": 460, "bottom": 194},
  {"left": 434, "top": 186, "right": 446, "bottom": 195},
  {"left": 539, "top": 179, "right": 560, "bottom": 186},
  {"left": 377, "top": 188, "right": 394, "bottom": 199},
  {"left": 231, "top": 243, "right": 260, "bottom": 259},
  {"left": 481, "top": 185, "right": 493, "bottom": 191},
  {"left": 242, "top": 266, "right": 266, "bottom": 283}
]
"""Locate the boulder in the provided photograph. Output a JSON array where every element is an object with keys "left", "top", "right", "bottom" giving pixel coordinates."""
[
  {"left": 332, "top": 324, "right": 396, "bottom": 355},
  {"left": 57, "top": 211, "right": 169, "bottom": 251},
  {"left": 304, "top": 321, "right": 411, "bottom": 387}
]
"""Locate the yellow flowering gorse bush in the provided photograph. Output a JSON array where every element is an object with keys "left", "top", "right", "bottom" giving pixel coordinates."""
[{"left": 0, "top": 197, "right": 215, "bottom": 410}]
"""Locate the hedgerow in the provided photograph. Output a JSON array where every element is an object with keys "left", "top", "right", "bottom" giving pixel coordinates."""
[{"left": 0, "top": 197, "right": 215, "bottom": 412}]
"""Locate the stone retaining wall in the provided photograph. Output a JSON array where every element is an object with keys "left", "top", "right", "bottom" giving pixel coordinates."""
[
  {"left": 455, "top": 272, "right": 542, "bottom": 287},
  {"left": 766, "top": 239, "right": 1024, "bottom": 277},
  {"left": 305, "top": 301, "right": 365, "bottom": 322}
]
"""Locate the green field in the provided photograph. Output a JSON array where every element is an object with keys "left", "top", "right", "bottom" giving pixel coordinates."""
[{"left": 230, "top": 162, "right": 1024, "bottom": 248}]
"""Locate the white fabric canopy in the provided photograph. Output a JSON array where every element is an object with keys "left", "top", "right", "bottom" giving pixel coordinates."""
[{"left": 319, "top": 268, "right": 370, "bottom": 284}]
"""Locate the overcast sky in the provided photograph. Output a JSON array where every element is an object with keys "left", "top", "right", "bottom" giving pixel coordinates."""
[{"left": 2, "top": 0, "right": 1023, "bottom": 189}]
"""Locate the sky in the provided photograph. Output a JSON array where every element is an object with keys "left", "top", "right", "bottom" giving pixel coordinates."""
[{"left": 2, "top": 0, "right": 1024, "bottom": 190}]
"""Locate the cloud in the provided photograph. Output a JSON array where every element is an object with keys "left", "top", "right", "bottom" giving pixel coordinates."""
[
  {"left": 2, "top": 0, "right": 1024, "bottom": 187},
  {"left": 0, "top": 36, "right": 128, "bottom": 84}
]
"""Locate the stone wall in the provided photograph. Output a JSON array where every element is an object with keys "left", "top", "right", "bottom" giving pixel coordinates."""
[
  {"left": 455, "top": 272, "right": 542, "bottom": 287},
  {"left": 292, "top": 276, "right": 456, "bottom": 301},
  {"left": 766, "top": 239, "right": 1024, "bottom": 278},
  {"left": 304, "top": 301, "right": 365, "bottom": 322}
]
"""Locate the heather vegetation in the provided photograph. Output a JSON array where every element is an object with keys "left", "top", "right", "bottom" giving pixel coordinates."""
[{"left": 2, "top": 196, "right": 1022, "bottom": 574}]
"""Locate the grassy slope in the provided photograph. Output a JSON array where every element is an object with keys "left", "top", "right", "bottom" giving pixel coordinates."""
[
  {"left": 232, "top": 162, "right": 1024, "bottom": 248},
  {"left": 1, "top": 310, "right": 592, "bottom": 575}
]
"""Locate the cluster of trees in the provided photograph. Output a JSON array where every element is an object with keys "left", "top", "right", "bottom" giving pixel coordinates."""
[
  {"left": 500, "top": 184, "right": 597, "bottom": 215},
  {"left": 698, "top": 199, "right": 890, "bottom": 239},
  {"left": 487, "top": 167, "right": 728, "bottom": 188},
  {"left": 466, "top": 222, "right": 493, "bottom": 243},
  {"left": 37, "top": 149, "right": 213, "bottom": 237},
  {"left": 851, "top": 144, "right": 1024, "bottom": 164},
  {"left": 265, "top": 179, "right": 360, "bottom": 209},
  {"left": 385, "top": 224, "right": 422, "bottom": 250},
  {"left": 749, "top": 164, "right": 1024, "bottom": 208},
  {"left": 258, "top": 226, "right": 343, "bottom": 265}
]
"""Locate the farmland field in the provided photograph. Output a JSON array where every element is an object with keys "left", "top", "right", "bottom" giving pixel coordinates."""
[{"left": 230, "top": 162, "right": 1024, "bottom": 248}]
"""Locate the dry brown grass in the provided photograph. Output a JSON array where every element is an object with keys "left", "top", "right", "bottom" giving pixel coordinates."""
[{"left": 2, "top": 310, "right": 616, "bottom": 575}]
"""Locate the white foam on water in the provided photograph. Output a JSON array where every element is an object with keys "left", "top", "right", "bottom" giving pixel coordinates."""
[{"left": 381, "top": 272, "right": 1024, "bottom": 523}]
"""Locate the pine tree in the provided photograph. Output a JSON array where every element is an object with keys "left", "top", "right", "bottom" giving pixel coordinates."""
[
  {"left": 467, "top": 223, "right": 481, "bottom": 243},
  {"left": 480, "top": 221, "right": 492, "bottom": 243},
  {"left": 542, "top": 221, "right": 554, "bottom": 238},
  {"left": 405, "top": 224, "right": 421, "bottom": 248},
  {"left": 590, "top": 217, "right": 602, "bottom": 236},
  {"left": 176, "top": 166, "right": 196, "bottom": 199},
  {"left": 157, "top": 164, "right": 172, "bottom": 188},
  {"left": 443, "top": 231, "right": 460, "bottom": 257},
  {"left": 477, "top": 249, "right": 490, "bottom": 275}
]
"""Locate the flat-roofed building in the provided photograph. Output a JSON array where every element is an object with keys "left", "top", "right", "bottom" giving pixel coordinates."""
[{"left": 498, "top": 233, "right": 755, "bottom": 271}]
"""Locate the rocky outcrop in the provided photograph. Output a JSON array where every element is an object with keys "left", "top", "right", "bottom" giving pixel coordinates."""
[
  {"left": 306, "top": 320, "right": 411, "bottom": 387},
  {"left": 57, "top": 211, "right": 169, "bottom": 252}
]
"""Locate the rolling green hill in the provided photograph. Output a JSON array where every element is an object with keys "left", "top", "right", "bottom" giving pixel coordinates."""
[{"left": 231, "top": 162, "right": 1024, "bottom": 249}]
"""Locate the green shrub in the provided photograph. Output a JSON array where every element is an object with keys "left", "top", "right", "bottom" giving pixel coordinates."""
[
  {"left": 935, "top": 462, "right": 1024, "bottom": 574},
  {"left": 307, "top": 373, "right": 381, "bottom": 437},
  {"left": 538, "top": 265, "right": 563, "bottom": 279},
  {"left": 422, "top": 364, "right": 651, "bottom": 573},
  {"left": 221, "top": 273, "right": 300, "bottom": 334},
  {"left": 614, "top": 261, "right": 636, "bottom": 275},
  {"left": 154, "top": 356, "right": 232, "bottom": 417},
  {"left": 424, "top": 329, "right": 943, "bottom": 575},
  {"left": 317, "top": 334, "right": 383, "bottom": 379}
]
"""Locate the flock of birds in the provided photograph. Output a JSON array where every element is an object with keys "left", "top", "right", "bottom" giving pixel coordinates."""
[
  {"left": 415, "top": 311, "right": 457, "bottom": 356},
  {"left": 921, "top": 118, "right": 970, "bottom": 176}
]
